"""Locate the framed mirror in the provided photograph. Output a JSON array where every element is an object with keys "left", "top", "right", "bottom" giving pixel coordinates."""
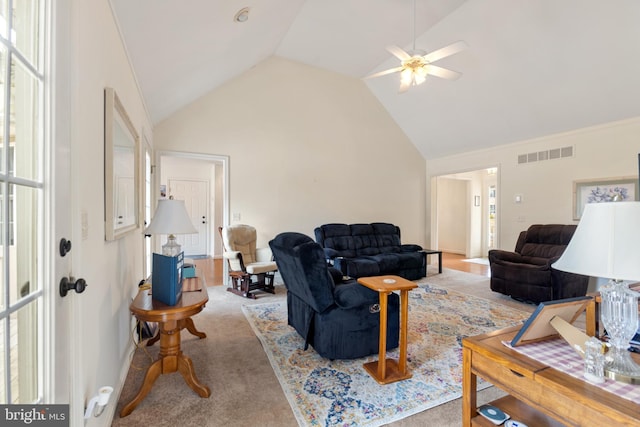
[{"left": 104, "top": 87, "right": 140, "bottom": 240}]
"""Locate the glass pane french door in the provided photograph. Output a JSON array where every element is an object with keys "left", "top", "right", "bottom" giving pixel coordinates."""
[{"left": 0, "top": 0, "right": 45, "bottom": 404}]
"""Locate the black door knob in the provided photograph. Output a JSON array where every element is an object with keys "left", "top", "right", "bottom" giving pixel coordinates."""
[
  {"left": 59, "top": 238, "right": 72, "bottom": 257},
  {"left": 60, "top": 277, "right": 88, "bottom": 297}
]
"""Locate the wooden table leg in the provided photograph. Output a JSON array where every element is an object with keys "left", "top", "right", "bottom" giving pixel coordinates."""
[
  {"left": 377, "top": 292, "right": 389, "bottom": 380},
  {"left": 120, "top": 358, "right": 162, "bottom": 417},
  {"left": 146, "top": 331, "right": 160, "bottom": 346},
  {"left": 178, "top": 354, "right": 211, "bottom": 397},
  {"left": 398, "top": 289, "right": 409, "bottom": 375},
  {"left": 363, "top": 288, "right": 413, "bottom": 384},
  {"left": 121, "top": 319, "right": 210, "bottom": 417},
  {"left": 181, "top": 317, "right": 207, "bottom": 339},
  {"left": 462, "top": 346, "right": 476, "bottom": 427}
]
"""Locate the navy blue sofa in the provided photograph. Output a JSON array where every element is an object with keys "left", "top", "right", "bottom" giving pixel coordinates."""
[
  {"left": 314, "top": 222, "right": 426, "bottom": 280},
  {"left": 269, "top": 232, "right": 399, "bottom": 360}
]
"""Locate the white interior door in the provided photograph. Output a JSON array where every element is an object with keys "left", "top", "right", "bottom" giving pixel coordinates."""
[
  {"left": 168, "top": 179, "right": 209, "bottom": 256},
  {"left": 51, "top": 0, "right": 77, "bottom": 418}
]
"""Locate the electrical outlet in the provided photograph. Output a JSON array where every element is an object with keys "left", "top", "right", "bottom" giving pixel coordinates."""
[{"left": 81, "top": 210, "right": 89, "bottom": 240}]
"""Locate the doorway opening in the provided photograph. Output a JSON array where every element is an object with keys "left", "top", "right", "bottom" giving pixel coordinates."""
[
  {"left": 153, "top": 151, "right": 229, "bottom": 260},
  {"left": 430, "top": 166, "right": 499, "bottom": 260}
]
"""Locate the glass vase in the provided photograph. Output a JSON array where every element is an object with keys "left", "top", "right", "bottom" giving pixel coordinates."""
[{"left": 600, "top": 279, "right": 640, "bottom": 382}]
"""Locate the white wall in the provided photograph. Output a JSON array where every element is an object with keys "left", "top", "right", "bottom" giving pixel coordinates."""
[
  {"left": 70, "top": 0, "right": 151, "bottom": 424},
  {"left": 436, "top": 177, "right": 467, "bottom": 254},
  {"left": 427, "top": 117, "right": 640, "bottom": 251},
  {"left": 154, "top": 56, "right": 427, "bottom": 248}
]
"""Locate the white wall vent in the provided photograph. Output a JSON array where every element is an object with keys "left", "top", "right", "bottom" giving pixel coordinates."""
[{"left": 518, "top": 145, "right": 574, "bottom": 165}]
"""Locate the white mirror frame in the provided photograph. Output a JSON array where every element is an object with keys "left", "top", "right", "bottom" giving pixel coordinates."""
[{"left": 104, "top": 87, "right": 140, "bottom": 240}]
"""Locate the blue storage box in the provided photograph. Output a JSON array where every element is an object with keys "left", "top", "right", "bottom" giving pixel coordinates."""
[
  {"left": 152, "top": 252, "right": 184, "bottom": 305},
  {"left": 183, "top": 264, "right": 196, "bottom": 278}
]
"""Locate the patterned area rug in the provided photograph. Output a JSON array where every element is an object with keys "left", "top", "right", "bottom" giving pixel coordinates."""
[{"left": 242, "top": 283, "right": 529, "bottom": 427}]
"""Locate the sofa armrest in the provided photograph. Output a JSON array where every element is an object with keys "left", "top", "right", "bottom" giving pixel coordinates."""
[
  {"left": 488, "top": 249, "right": 523, "bottom": 264},
  {"left": 490, "top": 250, "right": 551, "bottom": 268},
  {"left": 323, "top": 248, "right": 341, "bottom": 259},
  {"left": 401, "top": 244, "right": 423, "bottom": 252},
  {"left": 223, "top": 250, "right": 241, "bottom": 260},
  {"left": 333, "top": 283, "right": 380, "bottom": 309}
]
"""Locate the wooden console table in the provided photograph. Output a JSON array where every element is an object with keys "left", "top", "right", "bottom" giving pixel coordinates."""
[
  {"left": 357, "top": 275, "right": 417, "bottom": 384},
  {"left": 120, "top": 277, "right": 210, "bottom": 417},
  {"left": 462, "top": 326, "right": 640, "bottom": 426}
]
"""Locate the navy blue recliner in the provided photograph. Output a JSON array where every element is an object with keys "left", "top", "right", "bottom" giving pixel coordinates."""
[{"left": 269, "top": 232, "right": 400, "bottom": 360}]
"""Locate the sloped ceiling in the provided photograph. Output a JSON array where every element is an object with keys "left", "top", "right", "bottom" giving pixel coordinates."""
[{"left": 110, "top": 0, "right": 640, "bottom": 159}]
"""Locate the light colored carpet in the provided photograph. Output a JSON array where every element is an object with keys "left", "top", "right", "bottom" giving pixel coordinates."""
[
  {"left": 112, "top": 269, "right": 536, "bottom": 426},
  {"left": 242, "top": 283, "right": 530, "bottom": 426}
]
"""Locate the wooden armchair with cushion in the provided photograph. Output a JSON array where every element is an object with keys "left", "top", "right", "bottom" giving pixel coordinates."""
[{"left": 219, "top": 224, "right": 277, "bottom": 298}]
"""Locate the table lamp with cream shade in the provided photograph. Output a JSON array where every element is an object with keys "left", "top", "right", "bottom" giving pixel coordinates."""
[
  {"left": 553, "top": 201, "right": 640, "bottom": 383},
  {"left": 144, "top": 196, "right": 197, "bottom": 256}
]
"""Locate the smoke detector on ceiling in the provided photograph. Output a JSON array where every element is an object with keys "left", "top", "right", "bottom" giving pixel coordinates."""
[{"left": 234, "top": 7, "right": 250, "bottom": 23}]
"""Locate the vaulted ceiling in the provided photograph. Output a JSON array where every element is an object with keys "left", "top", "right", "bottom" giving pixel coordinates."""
[{"left": 110, "top": 0, "right": 640, "bottom": 158}]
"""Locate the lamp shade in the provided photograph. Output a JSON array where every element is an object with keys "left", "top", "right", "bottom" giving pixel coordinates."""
[
  {"left": 144, "top": 199, "right": 197, "bottom": 235},
  {"left": 552, "top": 201, "right": 640, "bottom": 281}
]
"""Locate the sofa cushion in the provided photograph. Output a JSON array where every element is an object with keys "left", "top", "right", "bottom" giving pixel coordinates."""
[
  {"left": 372, "top": 222, "right": 402, "bottom": 253},
  {"left": 366, "top": 253, "right": 400, "bottom": 273},
  {"left": 352, "top": 224, "right": 380, "bottom": 256},
  {"left": 520, "top": 243, "right": 567, "bottom": 259},
  {"left": 522, "top": 224, "right": 577, "bottom": 246},
  {"left": 317, "top": 223, "right": 357, "bottom": 258}
]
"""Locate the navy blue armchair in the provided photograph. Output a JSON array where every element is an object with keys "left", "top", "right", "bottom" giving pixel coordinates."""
[{"left": 269, "top": 232, "right": 400, "bottom": 360}]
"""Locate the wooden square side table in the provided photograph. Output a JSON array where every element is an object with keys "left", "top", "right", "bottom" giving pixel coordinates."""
[{"left": 357, "top": 275, "right": 417, "bottom": 384}]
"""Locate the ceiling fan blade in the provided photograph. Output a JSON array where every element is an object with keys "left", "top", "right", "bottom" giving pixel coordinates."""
[
  {"left": 363, "top": 66, "right": 404, "bottom": 80},
  {"left": 426, "top": 65, "right": 462, "bottom": 80},
  {"left": 386, "top": 45, "right": 411, "bottom": 61},
  {"left": 423, "top": 40, "right": 468, "bottom": 63}
]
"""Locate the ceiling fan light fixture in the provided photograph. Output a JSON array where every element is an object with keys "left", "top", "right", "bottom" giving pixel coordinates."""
[
  {"left": 401, "top": 68, "right": 413, "bottom": 86},
  {"left": 414, "top": 68, "right": 428, "bottom": 85},
  {"left": 234, "top": 7, "right": 250, "bottom": 23},
  {"left": 362, "top": 0, "right": 467, "bottom": 93}
]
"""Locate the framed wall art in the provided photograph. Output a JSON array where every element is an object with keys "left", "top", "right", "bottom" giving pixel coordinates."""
[{"left": 572, "top": 176, "right": 638, "bottom": 220}]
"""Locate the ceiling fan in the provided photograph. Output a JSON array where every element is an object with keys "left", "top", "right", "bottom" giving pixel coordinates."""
[{"left": 364, "top": 0, "right": 468, "bottom": 93}]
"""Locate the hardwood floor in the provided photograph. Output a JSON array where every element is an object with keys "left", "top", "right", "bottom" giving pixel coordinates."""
[
  {"left": 192, "top": 257, "right": 224, "bottom": 287},
  {"left": 192, "top": 252, "right": 489, "bottom": 288},
  {"left": 441, "top": 252, "right": 490, "bottom": 277}
]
